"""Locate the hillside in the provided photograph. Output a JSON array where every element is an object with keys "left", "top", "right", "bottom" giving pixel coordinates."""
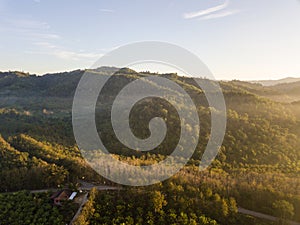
[
  {"left": 0, "top": 68, "right": 299, "bottom": 167},
  {"left": 230, "top": 79, "right": 300, "bottom": 103},
  {"left": 0, "top": 68, "right": 299, "bottom": 224}
]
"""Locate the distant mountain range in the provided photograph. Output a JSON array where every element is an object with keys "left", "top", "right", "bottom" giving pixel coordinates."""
[
  {"left": 249, "top": 77, "right": 300, "bottom": 86},
  {"left": 2, "top": 68, "right": 300, "bottom": 104}
]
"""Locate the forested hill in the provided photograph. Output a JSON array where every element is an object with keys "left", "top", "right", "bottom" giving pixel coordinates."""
[
  {"left": 0, "top": 67, "right": 299, "bottom": 169},
  {"left": 1, "top": 68, "right": 300, "bottom": 223}
]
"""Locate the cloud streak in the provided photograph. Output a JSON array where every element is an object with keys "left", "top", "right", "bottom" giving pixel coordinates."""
[
  {"left": 200, "top": 10, "right": 240, "bottom": 20},
  {"left": 33, "top": 42, "right": 101, "bottom": 61},
  {"left": 7, "top": 18, "right": 50, "bottom": 30},
  {"left": 99, "top": 8, "right": 115, "bottom": 13},
  {"left": 183, "top": 0, "right": 239, "bottom": 20},
  {"left": 0, "top": 16, "right": 61, "bottom": 40},
  {"left": 183, "top": 1, "right": 229, "bottom": 19}
]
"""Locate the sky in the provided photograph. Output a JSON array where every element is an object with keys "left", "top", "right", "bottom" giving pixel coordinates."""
[{"left": 0, "top": 0, "right": 300, "bottom": 80}]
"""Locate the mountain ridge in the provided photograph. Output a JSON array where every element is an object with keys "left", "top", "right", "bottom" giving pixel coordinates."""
[{"left": 249, "top": 77, "right": 300, "bottom": 86}]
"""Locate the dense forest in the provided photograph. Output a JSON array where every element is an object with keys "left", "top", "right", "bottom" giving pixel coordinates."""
[
  {"left": 0, "top": 191, "right": 78, "bottom": 225},
  {"left": 0, "top": 68, "right": 299, "bottom": 224}
]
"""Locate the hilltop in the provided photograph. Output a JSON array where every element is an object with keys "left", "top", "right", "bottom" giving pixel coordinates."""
[{"left": 0, "top": 68, "right": 299, "bottom": 224}]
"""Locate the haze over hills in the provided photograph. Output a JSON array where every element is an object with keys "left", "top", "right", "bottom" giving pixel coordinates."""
[
  {"left": 0, "top": 67, "right": 299, "bottom": 224},
  {"left": 249, "top": 77, "right": 300, "bottom": 86},
  {"left": 2, "top": 0, "right": 300, "bottom": 223},
  {"left": 0, "top": 67, "right": 299, "bottom": 170}
]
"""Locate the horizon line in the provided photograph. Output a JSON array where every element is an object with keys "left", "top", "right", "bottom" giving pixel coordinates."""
[{"left": 0, "top": 67, "right": 299, "bottom": 82}]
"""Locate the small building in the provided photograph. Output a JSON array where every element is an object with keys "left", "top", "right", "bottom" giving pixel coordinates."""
[{"left": 50, "top": 189, "right": 72, "bottom": 206}]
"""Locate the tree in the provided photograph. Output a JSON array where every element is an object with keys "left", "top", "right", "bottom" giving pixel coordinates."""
[
  {"left": 272, "top": 200, "right": 294, "bottom": 225},
  {"left": 151, "top": 191, "right": 167, "bottom": 213}
]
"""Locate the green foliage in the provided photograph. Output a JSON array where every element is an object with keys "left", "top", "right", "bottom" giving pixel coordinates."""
[
  {"left": 85, "top": 174, "right": 241, "bottom": 224},
  {"left": 0, "top": 133, "right": 103, "bottom": 192},
  {"left": 0, "top": 68, "right": 300, "bottom": 224},
  {"left": 0, "top": 191, "right": 66, "bottom": 225},
  {"left": 272, "top": 200, "right": 295, "bottom": 223}
]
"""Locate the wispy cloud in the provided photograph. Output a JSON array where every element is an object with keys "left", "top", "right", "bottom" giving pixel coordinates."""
[
  {"left": 29, "top": 33, "right": 60, "bottom": 40},
  {"left": 99, "top": 8, "right": 115, "bottom": 13},
  {"left": 1, "top": 15, "right": 100, "bottom": 62},
  {"left": 0, "top": 17, "right": 61, "bottom": 40},
  {"left": 52, "top": 50, "right": 100, "bottom": 61},
  {"left": 183, "top": 0, "right": 239, "bottom": 20},
  {"left": 200, "top": 9, "right": 240, "bottom": 20},
  {"left": 35, "top": 42, "right": 57, "bottom": 49},
  {"left": 7, "top": 18, "right": 50, "bottom": 30},
  {"left": 33, "top": 42, "right": 101, "bottom": 61},
  {"left": 183, "top": 1, "right": 229, "bottom": 19}
]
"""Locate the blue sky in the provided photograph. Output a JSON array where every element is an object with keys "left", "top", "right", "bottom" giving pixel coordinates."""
[{"left": 0, "top": 0, "right": 300, "bottom": 80}]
